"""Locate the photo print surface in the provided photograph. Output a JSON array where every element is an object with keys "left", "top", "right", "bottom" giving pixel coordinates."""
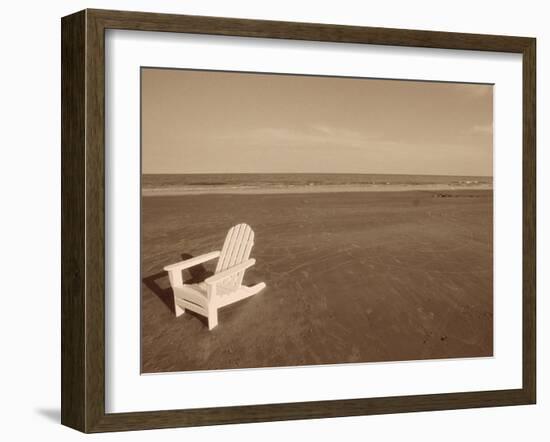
[{"left": 140, "top": 68, "right": 493, "bottom": 374}]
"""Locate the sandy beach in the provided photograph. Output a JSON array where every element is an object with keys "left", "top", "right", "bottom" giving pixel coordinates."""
[{"left": 140, "top": 188, "right": 493, "bottom": 373}]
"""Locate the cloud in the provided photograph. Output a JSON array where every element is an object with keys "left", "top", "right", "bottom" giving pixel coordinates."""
[{"left": 212, "top": 124, "right": 380, "bottom": 149}]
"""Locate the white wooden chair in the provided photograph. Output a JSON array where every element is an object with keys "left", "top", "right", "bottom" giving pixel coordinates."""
[{"left": 163, "top": 223, "right": 266, "bottom": 330}]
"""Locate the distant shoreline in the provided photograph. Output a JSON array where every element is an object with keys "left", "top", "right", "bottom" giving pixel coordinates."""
[{"left": 142, "top": 183, "right": 493, "bottom": 197}]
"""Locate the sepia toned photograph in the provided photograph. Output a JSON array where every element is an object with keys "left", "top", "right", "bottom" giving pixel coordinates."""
[{"left": 140, "top": 67, "right": 493, "bottom": 374}]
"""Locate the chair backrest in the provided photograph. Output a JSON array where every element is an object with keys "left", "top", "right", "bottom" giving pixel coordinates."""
[{"left": 215, "top": 223, "right": 255, "bottom": 289}]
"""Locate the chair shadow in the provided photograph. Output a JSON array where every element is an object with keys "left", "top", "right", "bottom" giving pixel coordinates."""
[{"left": 142, "top": 253, "right": 213, "bottom": 327}]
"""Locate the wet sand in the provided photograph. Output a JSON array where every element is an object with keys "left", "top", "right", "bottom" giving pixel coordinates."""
[
  {"left": 142, "top": 183, "right": 492, "bottom": 196},
  {"left": 141, "top": 190, "right": 493, "bottom": 373}
]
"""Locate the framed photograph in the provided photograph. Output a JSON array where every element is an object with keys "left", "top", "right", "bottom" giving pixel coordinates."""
[{"left": 61, "top": 9, "right": 536, "bottom": 433}]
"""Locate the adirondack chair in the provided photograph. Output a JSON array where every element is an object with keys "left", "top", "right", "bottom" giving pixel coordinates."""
[{"left": 163, "top": 223, "right": 266, "bottom": 330}]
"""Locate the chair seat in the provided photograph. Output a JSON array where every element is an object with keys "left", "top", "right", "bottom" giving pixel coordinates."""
[{"left": 174, "top": 282, "right": 236, "bottom": 309}]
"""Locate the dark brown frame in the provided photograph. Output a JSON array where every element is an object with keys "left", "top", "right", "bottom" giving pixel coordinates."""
[{"left": 61, "top": 8, "right": 536, "bottom": 433}]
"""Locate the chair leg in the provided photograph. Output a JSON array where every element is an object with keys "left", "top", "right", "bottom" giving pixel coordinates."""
[
  {"left": 174, "top": 300, "right": 185, "bottom": 317},
  {"left": 208, "top": 307, "right": 218, "bottom": 330}
]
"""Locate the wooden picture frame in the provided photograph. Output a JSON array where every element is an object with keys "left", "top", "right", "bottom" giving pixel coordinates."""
[{"left": 61, "top": 8, "right": 536, "bottom": 433}]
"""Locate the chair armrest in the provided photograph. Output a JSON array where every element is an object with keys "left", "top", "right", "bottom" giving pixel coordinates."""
[
  {"left": 163, "top": 251, "right": 220, "bottom": 272},
  {"left": 205, "top": 259, "right": 256, "bottom": 286}
]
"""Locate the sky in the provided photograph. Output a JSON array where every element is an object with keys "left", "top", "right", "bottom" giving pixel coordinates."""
[{"left": 141, "top": 68, "right": 493, "bottom": 176}]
